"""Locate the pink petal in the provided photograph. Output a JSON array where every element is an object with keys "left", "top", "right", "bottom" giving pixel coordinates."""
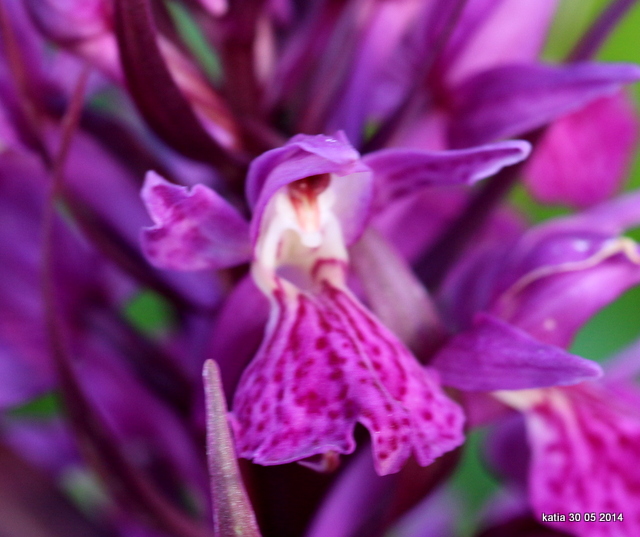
[
  {"left": 141, "top": 172, "right": 251, "bottom": 270},
  {"left": 432, "top": 314, "right": 602, "bottom": 392},
  {"left": 525, "top": 92, "right": 639, "bottom": 208},
  {"left": 231, "top": 277, "right": 464, "bottom": 476},
  {"left": 524, "top": 385, "right": 640, "bottom": 536}
]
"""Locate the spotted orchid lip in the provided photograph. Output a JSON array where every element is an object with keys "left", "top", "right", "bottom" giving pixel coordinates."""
[
  {"left": 231, "top": 266, "right": 464, "bottom": 476},
  {"left": 137, "top": 131, "right": 540, "bottom": 475},
  {"left": 494, "top": 385, "right": 640, "bottom": 537}
]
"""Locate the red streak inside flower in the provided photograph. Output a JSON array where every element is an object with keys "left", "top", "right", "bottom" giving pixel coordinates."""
[
  {"left": 288, "top": 174, "right": 331, "bottom": 201},
  {"left": 287, "top": 174, "right": 331, "bottom": 233}
]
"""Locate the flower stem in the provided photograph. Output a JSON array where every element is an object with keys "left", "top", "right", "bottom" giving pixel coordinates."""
[{"left": 568, "top": 0, "right": 639, "bottom": 62}]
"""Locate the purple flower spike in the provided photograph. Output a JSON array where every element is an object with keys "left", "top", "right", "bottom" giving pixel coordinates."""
[
  {"left": 141, "top": 172, "right": 251, "bottom": 271},
  {"left": 231, "top": 269, "right": 464, "bottom": 476},
  {"left": 499, "top": 386, "right": 640, "bottom": 537}
]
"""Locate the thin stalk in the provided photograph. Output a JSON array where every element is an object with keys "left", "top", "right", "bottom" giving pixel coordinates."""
[{"left": 568, "top": 0, "right": 639, "bottom": 62}]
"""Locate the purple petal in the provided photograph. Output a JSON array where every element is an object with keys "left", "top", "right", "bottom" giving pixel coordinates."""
[
  {"left": 493, "top": 240, "right": 640, "bottom": 348},
  {"left": 80, "top": 344, "right": 209, "bottom": 498},
  {"left": 448, "top": 62, "right": 640, "bottom": 147},
  {"left": 440, "top": 194, "right": 640, "bottom": 342},
  {"left": 24, "top": 0, "right": 121, "bottom": 79},
  {"left": 574, "top": 189, "right": 640, "bottom": 235},
  {"left": 459, "top": 392, "right": 513, "bottom": 428},
  {"left": 206, "top": 276, "right": 270, "bottom": 397},
  {"left": 307, "top": 443, "right": 459, "bottom": 537},
  {"left": 385, "top": 490, "right": 459, "bottom": 537},
  {"left": 0, "top": 171, "right": 54, "bottom": 405},
  {"left": 372, "top": 188, "right": 469, "bottom": 263},
  {"left": 525, "top": 91, "right": 639, "bottom": 208},
  {"left": 483, "top": 413, "right": 530, "bottom": 488},
  {"left": 305, "top": 448, "right": 394, "bottom": 537},
  {"left": 522, "top": 385, "right": 640, "bottom": 536},
  {"left": 246, "top": 133, "right": 373, "bottom": 245},
  {"left": 443, "top": 0, "right": 559, "bottom": 85},
  {"left": 349, "top": 228, "right": 445, "bottom": 355},
  {"left": 61, "top": 131, "right": 221, "bottom": 308},
  {"left": 438, "top": 218, "right": 523, "bottom": 332},
  {"left": 140, "top": 172, "right": 251, "bottom": 271},
  {"left": 203, "top": 360, "right": 261, "bottom": 537},
  {"left": 231, "top": 279, "right": 464, "bottom": 476},
  {"left": 324, "top": 0, "right": 429, "bottom": 144},
  {"left": 604, "top": 337, "right": 640, "bottom": 384},
  {"left": 363, "top": 140, "right": 530, "bottom": 207},
  {"left": 431, "top": 314, "right": 602, "bottom": 391}
]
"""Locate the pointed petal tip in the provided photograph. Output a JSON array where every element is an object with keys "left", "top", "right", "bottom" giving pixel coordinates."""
[
  {"left": 203, "top": 360, "right": 262, "bottom": 537},
  {"left": 450, "top": 61, "right": 640, "bottom": 147},
  {"left": 432, "top": 314, "right": 604, "bottom": 392},
  {"left": 501, "top": 139, "right": 532, "bottom": 160}
]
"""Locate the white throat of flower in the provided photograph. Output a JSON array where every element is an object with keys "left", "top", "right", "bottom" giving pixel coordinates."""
[{"left": 252, "top": 173, "right": 349, "bottom": 295}]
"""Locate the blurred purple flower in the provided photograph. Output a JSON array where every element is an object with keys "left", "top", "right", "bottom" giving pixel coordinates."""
[
  {"left": 0, "top": 0, "right": 640, "bottom": 536},
  {"left": 431, "top": 191, "right": 640, "bottom": 535}
]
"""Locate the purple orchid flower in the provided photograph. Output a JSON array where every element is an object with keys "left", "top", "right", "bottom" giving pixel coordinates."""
[
  {"left": 496, "top": 380, "right": 640, "bottom": 537},
  {"left": 428, "top": 191, "right": 640, "bottom": 535},
  {"left": 483, "top": 339, "right": 640, "bottom": 537},
  {"left": 2, "top": 0, "right": 640, "bottom": 536},
  {"left": 141, "top": 132, "right": 531, "bottom": 475}
]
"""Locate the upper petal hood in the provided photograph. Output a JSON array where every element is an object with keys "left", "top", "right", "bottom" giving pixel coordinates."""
[{"left": 246, "top": 132, "right": 374, "bottom": 246}]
